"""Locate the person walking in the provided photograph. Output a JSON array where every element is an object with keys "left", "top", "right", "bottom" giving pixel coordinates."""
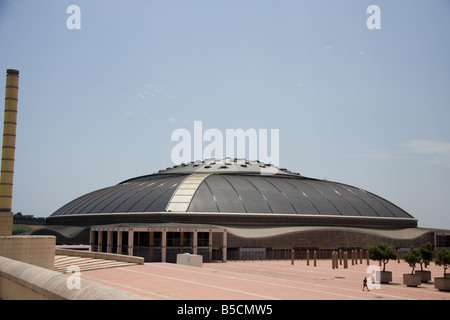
[{"left": 362, "top": 277, "right": 370, "bottom": 291}]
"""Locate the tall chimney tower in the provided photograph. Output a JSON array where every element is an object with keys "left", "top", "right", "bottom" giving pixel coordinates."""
[{"left": 0, "top": 69, "right": 19, "bottom": 236}]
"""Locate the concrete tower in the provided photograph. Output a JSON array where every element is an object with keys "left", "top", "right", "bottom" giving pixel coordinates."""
[{"left": 0, "top": 69, "right": 19, "bottom": 236}]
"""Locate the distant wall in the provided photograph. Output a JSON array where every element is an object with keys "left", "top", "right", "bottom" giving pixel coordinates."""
[
  {"left": 0, "top": 256, "right": 148, "bottom": 300},
  {"left": 0, "top": 235, "right": 55, "bottom": 269}
]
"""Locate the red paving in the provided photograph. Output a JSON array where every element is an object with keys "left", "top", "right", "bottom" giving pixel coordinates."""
[{"left": 82, "top": 259, "right": 449, "bottom": 300}]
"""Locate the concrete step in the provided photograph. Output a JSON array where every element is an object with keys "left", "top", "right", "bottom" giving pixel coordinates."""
[{"left": 54, "top": 255, "right": 138, "bottom": 273}]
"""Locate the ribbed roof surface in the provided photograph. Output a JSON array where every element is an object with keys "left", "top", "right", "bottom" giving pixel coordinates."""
[{"left": 51, "top": 159, "right": 413, "bottom": 219}]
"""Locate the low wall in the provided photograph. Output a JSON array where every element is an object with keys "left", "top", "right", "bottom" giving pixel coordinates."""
[
  {"left": 0, "top": 256, "right": 148, "bottom": 300},
  {"left": 0, "top": 235, "right": 55, "bottom": 269},
  {"left": 55, "top": 248, "right": 144, "bottom": 265}
]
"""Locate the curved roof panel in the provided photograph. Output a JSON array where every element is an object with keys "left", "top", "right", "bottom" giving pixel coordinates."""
[
  {"left": 52, "top": 175, "right": 185, "bottom": 216},
  {"left": 50, "top": 159, "right": 413, "bottom": 220}
]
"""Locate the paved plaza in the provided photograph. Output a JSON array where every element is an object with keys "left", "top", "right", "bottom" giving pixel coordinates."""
[{"left": 80, "top": 258, "right": 449, "bottom": 300}]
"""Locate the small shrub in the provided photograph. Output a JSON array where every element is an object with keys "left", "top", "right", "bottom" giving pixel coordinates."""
[{"left": 368, "top": 242, "right": 397, "bottom": 272}]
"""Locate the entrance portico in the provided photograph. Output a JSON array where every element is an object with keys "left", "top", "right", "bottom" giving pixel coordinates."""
[{"left": 90, "top": 224, "right": 227, "bottom": 263}]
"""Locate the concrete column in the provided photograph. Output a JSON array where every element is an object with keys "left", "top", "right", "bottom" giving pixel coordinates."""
[
  {"left": 107, "top": 231, "right": 113, "bottom": 253},
  {"left": 89, "top": 230, "right": 95, "bottom": 251},
  {"left": 149, "top": 231, "right": 154, "bottom": 261},
  {"left": 149, "top": 231, "right": 154, "bottom": 248},
  {"left": 339, "top": 249, "right": 342, "bottom": 266},
  {"left": 336, "top": 251, "right": 339, "bottom": 269},
  {"left": 209, "top": 231, "right": 213, "bottom": 261},
  {"left": 306, "top": 250, "right": 310, "bottom": 266},
  {"left": 193, "top": 230, "right": 198, "bottom": 255},
  {"left": 334, "top": 251, "right": 338, "bottom": 269},
  {"left": 117, "top": 231, "right": 122, "bottom": 254},
  {"left": 344, "top": 251, "right": 348, "bottom": 269},
  {"left": 128, "top": 230, "right": 134, "bottom": 256},
  {"left": 313, "top": 250, "right": 317, "bottom": 267},
  {"left": 0, "top": 212, "right": 12, "bottom": 236},
  {"left": 161, "top": 230, "right": 167, "bottom": 262},
  {"left": 222, "top": 230, "right": 227, "bottom": 263},
  {"left": 0, "top": 70, "right": 19, "bottom": 237},
  {"left": 180, "top": 231, "right": 184, "bottom": 253},
  {"left": 98, "top": 231, "right": 103, "bottom": 252}
]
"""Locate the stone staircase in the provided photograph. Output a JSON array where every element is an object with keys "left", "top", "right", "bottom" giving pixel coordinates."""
[
  {"left": 53, "top": 248, "right": 144, "bottom": 273},
  {"left": 54, "top": 255, "right": 139, "bottom": 273}
]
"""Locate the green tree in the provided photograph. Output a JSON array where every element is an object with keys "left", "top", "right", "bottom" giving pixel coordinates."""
[
  {"left": 418, "top": 242, "right": 433, "bottom": 271},
  {"left": 368, "top": 242, "right": 397, "bottom": 272},
  {"left": 435, "top": 248, "right": 450, "bottom": 278},
  {"left": 402, "top": 246, "right": 422, "bottom": 274}
]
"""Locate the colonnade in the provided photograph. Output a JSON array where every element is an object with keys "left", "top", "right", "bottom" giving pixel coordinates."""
[{"left": 90, "top": 226, "right": 227, "bottom": 263}]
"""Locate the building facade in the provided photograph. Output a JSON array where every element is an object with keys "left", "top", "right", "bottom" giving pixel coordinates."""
[{"left": 34, "top": 159, "right": 449, "bottom": 262}]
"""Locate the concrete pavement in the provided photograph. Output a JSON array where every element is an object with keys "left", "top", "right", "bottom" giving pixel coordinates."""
[{"left": 80, "top": 259, "right": 450, "bottom": 300}]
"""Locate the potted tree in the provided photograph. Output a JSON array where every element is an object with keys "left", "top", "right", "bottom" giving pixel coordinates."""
[
  {"left": 402, "top": 246, "right": 422, "bottom": 287},
  {"left": 415, "top": 242, "right": 433, "bottom": 282},
  {"left": 368, "top": 242, "right": 397, "bottom": 283},
  {"left": 434, "top": 248, "right": 450, "bottom": 291}
]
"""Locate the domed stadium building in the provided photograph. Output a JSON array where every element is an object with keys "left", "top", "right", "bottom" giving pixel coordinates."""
[{"left": 38, "top": 159, "right": 447, "bottom": 262}]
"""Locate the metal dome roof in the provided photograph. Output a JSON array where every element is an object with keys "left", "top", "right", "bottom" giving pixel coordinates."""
[{"left": 50, "top": 159, "right": 413, "bottom": 219}]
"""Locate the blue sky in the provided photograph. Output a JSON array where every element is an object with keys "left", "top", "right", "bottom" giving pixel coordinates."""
[{"left": 0, "top": 0, "right": 449, "bottom": 229}]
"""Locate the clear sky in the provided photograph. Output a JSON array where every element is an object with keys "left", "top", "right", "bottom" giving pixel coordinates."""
[{"left": 0, "top": 0, "right": 449, "bottom": 229}]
